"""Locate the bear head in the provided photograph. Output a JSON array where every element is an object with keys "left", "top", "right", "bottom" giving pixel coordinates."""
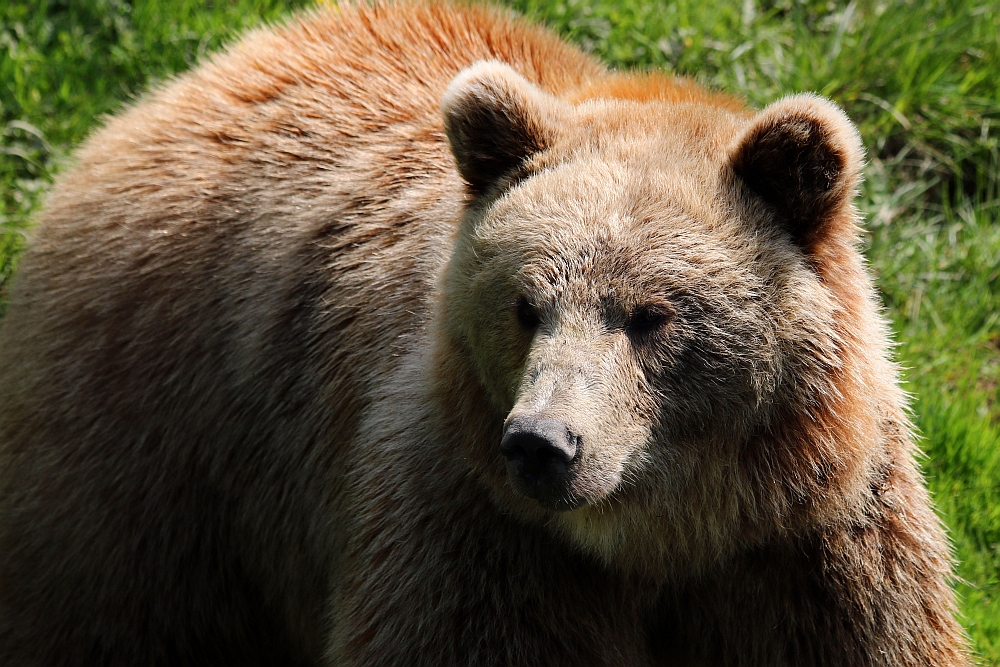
[{"left": 436, "top": 62, "right": 880, "bottom": 576}]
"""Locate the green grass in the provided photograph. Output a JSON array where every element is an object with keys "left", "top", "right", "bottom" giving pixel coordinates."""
[{"left": 2, "top": 0, "right": 999, "bottom": 661}]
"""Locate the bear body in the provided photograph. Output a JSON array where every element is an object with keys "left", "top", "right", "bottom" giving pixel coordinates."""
[{"left": 0, "top": 2, "right": 969, "bottom": 665}]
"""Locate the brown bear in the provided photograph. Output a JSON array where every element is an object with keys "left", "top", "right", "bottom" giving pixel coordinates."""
[{"left": 0, "top": 2, "right": 970, "bottom": 666}]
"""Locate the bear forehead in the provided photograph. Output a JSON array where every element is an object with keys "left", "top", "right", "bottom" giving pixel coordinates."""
[
  {"left": 475, "top": 94, "right": 756, "bottom": 248},
  {"left": 471, "top": 157, "right": 769, "bottom": 297},
  {"left": 480, "top": 156, "right": 727, "bottom": 241}
]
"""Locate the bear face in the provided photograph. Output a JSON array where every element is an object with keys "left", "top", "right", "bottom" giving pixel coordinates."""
[{"left": 439, "top": 62, "right": 872, "bottom": 574}]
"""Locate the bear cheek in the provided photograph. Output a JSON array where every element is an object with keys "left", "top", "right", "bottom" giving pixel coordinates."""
[{"left": 449, "top": 266, "right": 532, "bottom": 412}]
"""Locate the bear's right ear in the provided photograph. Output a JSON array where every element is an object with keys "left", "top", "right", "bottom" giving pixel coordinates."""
[{"left": 442, "top": 61, "right": 565, "bottom": 197}]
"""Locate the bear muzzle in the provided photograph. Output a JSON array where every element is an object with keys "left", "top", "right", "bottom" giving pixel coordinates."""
[{"left": 500, "top": 414, "right": 583, "bottom": 511}]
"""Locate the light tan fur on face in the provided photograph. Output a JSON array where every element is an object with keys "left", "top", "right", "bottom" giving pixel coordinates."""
[{"left": 0, "top": 2, "right": 969, "bottom": 666}]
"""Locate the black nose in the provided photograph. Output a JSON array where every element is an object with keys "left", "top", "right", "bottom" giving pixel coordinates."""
[{"left": 500, "top": 415, "right": 579, "bottom": 487}]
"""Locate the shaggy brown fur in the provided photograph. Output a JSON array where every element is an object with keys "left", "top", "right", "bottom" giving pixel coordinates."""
[{"left": 0, "top": 2, "right": 969, "bottom": 666}]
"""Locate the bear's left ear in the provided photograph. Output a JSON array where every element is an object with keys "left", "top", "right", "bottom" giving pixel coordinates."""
[
  {"left": 729, "top": 94, "right": 864, "bottom": 246},
  {"left": 442, "top": 61, "right": 566, "bottom": 197}
]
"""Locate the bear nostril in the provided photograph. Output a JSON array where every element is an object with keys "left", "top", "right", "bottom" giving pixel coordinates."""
[{"left": 500, "top": 416, "right": 578, "bottom": 485}]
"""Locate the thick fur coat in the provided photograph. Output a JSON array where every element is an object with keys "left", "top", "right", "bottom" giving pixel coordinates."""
[{"left": 0, "top": 2, "right": 969, "bottom": 665}]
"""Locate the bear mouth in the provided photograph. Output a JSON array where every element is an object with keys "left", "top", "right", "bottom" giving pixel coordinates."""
[{"left": 507, "top": 472, "right": 588, "bottom": 512}]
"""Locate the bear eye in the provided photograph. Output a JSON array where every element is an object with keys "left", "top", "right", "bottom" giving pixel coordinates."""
[
  {"left": 515, "top": 296, "right": 541, "bottom": 329},
  {"left": 626, "top": 305, "right": 672, "bottom": 336}
]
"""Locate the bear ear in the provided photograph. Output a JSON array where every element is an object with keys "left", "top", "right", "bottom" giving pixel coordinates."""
[
  {"left": 442, "top": 61, "right": 565, "bottom": 197},
  {"left": 729, "top": 94, "right": 864, "bottom": 246}
]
